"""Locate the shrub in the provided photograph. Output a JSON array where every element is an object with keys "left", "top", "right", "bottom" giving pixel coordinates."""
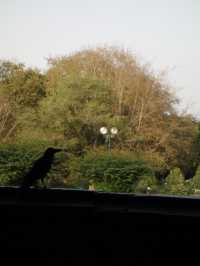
[
  {"left": 70, "top": 151, "right": 153, "bottom": 192},
  {"left": 188, "top": 165, "right": 200, "bottom": 195},
  {"left": 142, "top": 152, "right": 170, "bottom": 181},
  {"left": 162, "top": 168, "right": 187, "bottom": 195},
  {"left": 0, "top": 141, "right": 70, "bottom": 186},
  {"left": 134, "top": 176, "right": 159, "bottom": 194}
]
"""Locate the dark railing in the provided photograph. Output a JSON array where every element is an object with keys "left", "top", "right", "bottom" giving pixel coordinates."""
[{"left": 0, "top": 187, "right": 199, "bottom": 265}]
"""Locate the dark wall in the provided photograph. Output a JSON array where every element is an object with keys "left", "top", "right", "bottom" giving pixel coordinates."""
[{"left": 0, "top": 187, "right": 199, "bottom": 265}]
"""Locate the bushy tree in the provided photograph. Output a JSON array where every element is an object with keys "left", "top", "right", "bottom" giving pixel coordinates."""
[
  {"left": 38, "top": 77, "right": 117, "bottom": 145},
  {"left": 162, "top": 168, "right": 187, "bottom": 195},
  {"left": 0, "top": 61, "right": 46, "bottom": 108},
  {"left": 0, "top": 60, "right": 46, "bottom": 142},
  {"left": 44, "top": 47, "right": 196, "bottom": 169},
  {"left": 187, "top": 165, "right": 200, "bottom": 195}
]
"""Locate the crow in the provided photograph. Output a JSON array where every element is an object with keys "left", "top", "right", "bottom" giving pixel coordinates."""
[{"left": 20, "top": 147, "right": 64, "bottom": 189}]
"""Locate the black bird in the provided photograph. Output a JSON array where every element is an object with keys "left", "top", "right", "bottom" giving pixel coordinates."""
[{"left": 20, "top": 147, "right": 64, "bottom": 189}]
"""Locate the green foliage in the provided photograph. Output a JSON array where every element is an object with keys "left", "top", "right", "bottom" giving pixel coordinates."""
[
  {"left": 0, "top": 50, "right": 200, "bottom": 196},
  {"left": 0, "top": 60, "right": 46, "bottom": 143},
  {"left": 192, "top": 166, "right": 200, "bottom": 189},
  {"left": 162, "top": 168, "right": 188, "bottom": 195},
  {"left": 0, "top": 139, "right": 200, "bottom": 196},
  {"left": 93, "top": 182, "right": 116, "bottom": 192},
  {"left": 187, "top": 166, "right": 200, "bottom": 195},
  {"left": 38, "top": 76, "right": 118, "bottom": 146},
  {"left": 0, "top": 61, "right": 46, "bottom": 108},
  {"left": 0, "top": 141, "right": 59, "bottom": 186},
  {"left": 134, "top": 176, "right": 159, "bottom": 194},
  {"left": 70, "top": 151, "right": 153, "bottom": 192},
  {"left": 142, "top": 152, "right": 170, "bottom": 180},
  {"left": 0, "top": 143, "right": 39, "bottom": 185}
]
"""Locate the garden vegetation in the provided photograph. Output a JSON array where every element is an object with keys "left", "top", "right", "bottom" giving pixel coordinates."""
[{"left": 0, "top": 46, "right": 200, "bottom": 195}]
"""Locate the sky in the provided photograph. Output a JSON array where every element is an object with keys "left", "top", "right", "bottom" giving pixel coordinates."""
[{"left": 0, "top": 0, "right": 200, "bottom": 116}]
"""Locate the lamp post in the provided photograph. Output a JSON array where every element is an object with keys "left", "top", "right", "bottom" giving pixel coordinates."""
[{"left": 100, "top": 127, "right": 118, "bottom": 152}]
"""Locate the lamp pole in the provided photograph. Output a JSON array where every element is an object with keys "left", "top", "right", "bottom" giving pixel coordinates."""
[{"left": 100, "top": 127, "right": 118, "bottom": 152}]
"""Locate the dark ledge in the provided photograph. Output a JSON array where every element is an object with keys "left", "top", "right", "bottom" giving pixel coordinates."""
[
  {"left": 1, "top": 186, "right": 200, "bottom": 217},
  {"left": 0, "top": 186, "right": 200, "bottom": 265}
]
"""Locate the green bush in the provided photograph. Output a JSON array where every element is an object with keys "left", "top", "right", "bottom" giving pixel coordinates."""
[
  {"left": 162, "top": 168, "right": 188, "bottom": 195},
  {"left": 70, "top": 152, "right": 153, "bottom": 192},
  {"left": 0, "top": 141, "right": 70, "bottom": 186},
  {"left": 1, "top": 141, "right": 197, "bottom": 196},
  {"left": 134, "top": 176, "right": 159, "bottom": 194},
  {"left": 188, "top": 165, "right": 200, "bottom": 195},
  {"left": 142, "top": 152, "right": 170, "bottom": 181}
]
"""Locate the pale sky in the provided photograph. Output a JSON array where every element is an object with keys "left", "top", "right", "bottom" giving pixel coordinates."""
[{"left": 0, "top": 0, "right": 200, "bottom": 117}]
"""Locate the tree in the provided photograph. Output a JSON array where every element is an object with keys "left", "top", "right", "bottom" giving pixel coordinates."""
[
  {"left": 0, "top": 60, "right": 46, "bottom": 108},
  {"left": 38, "top": 76, "right": 116, "bottom": 146},
  {"left": 0, "top": 95, "right": 15, "bottom": 142},
  {"left": 0, "top": 60, "right": 46, "bottom": 142},
  {"left": 43, "top": 47, "right": 196, "bottom": 168},
  {"left": 163, "top": 168, "right": 187, "bottom": 195}
]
